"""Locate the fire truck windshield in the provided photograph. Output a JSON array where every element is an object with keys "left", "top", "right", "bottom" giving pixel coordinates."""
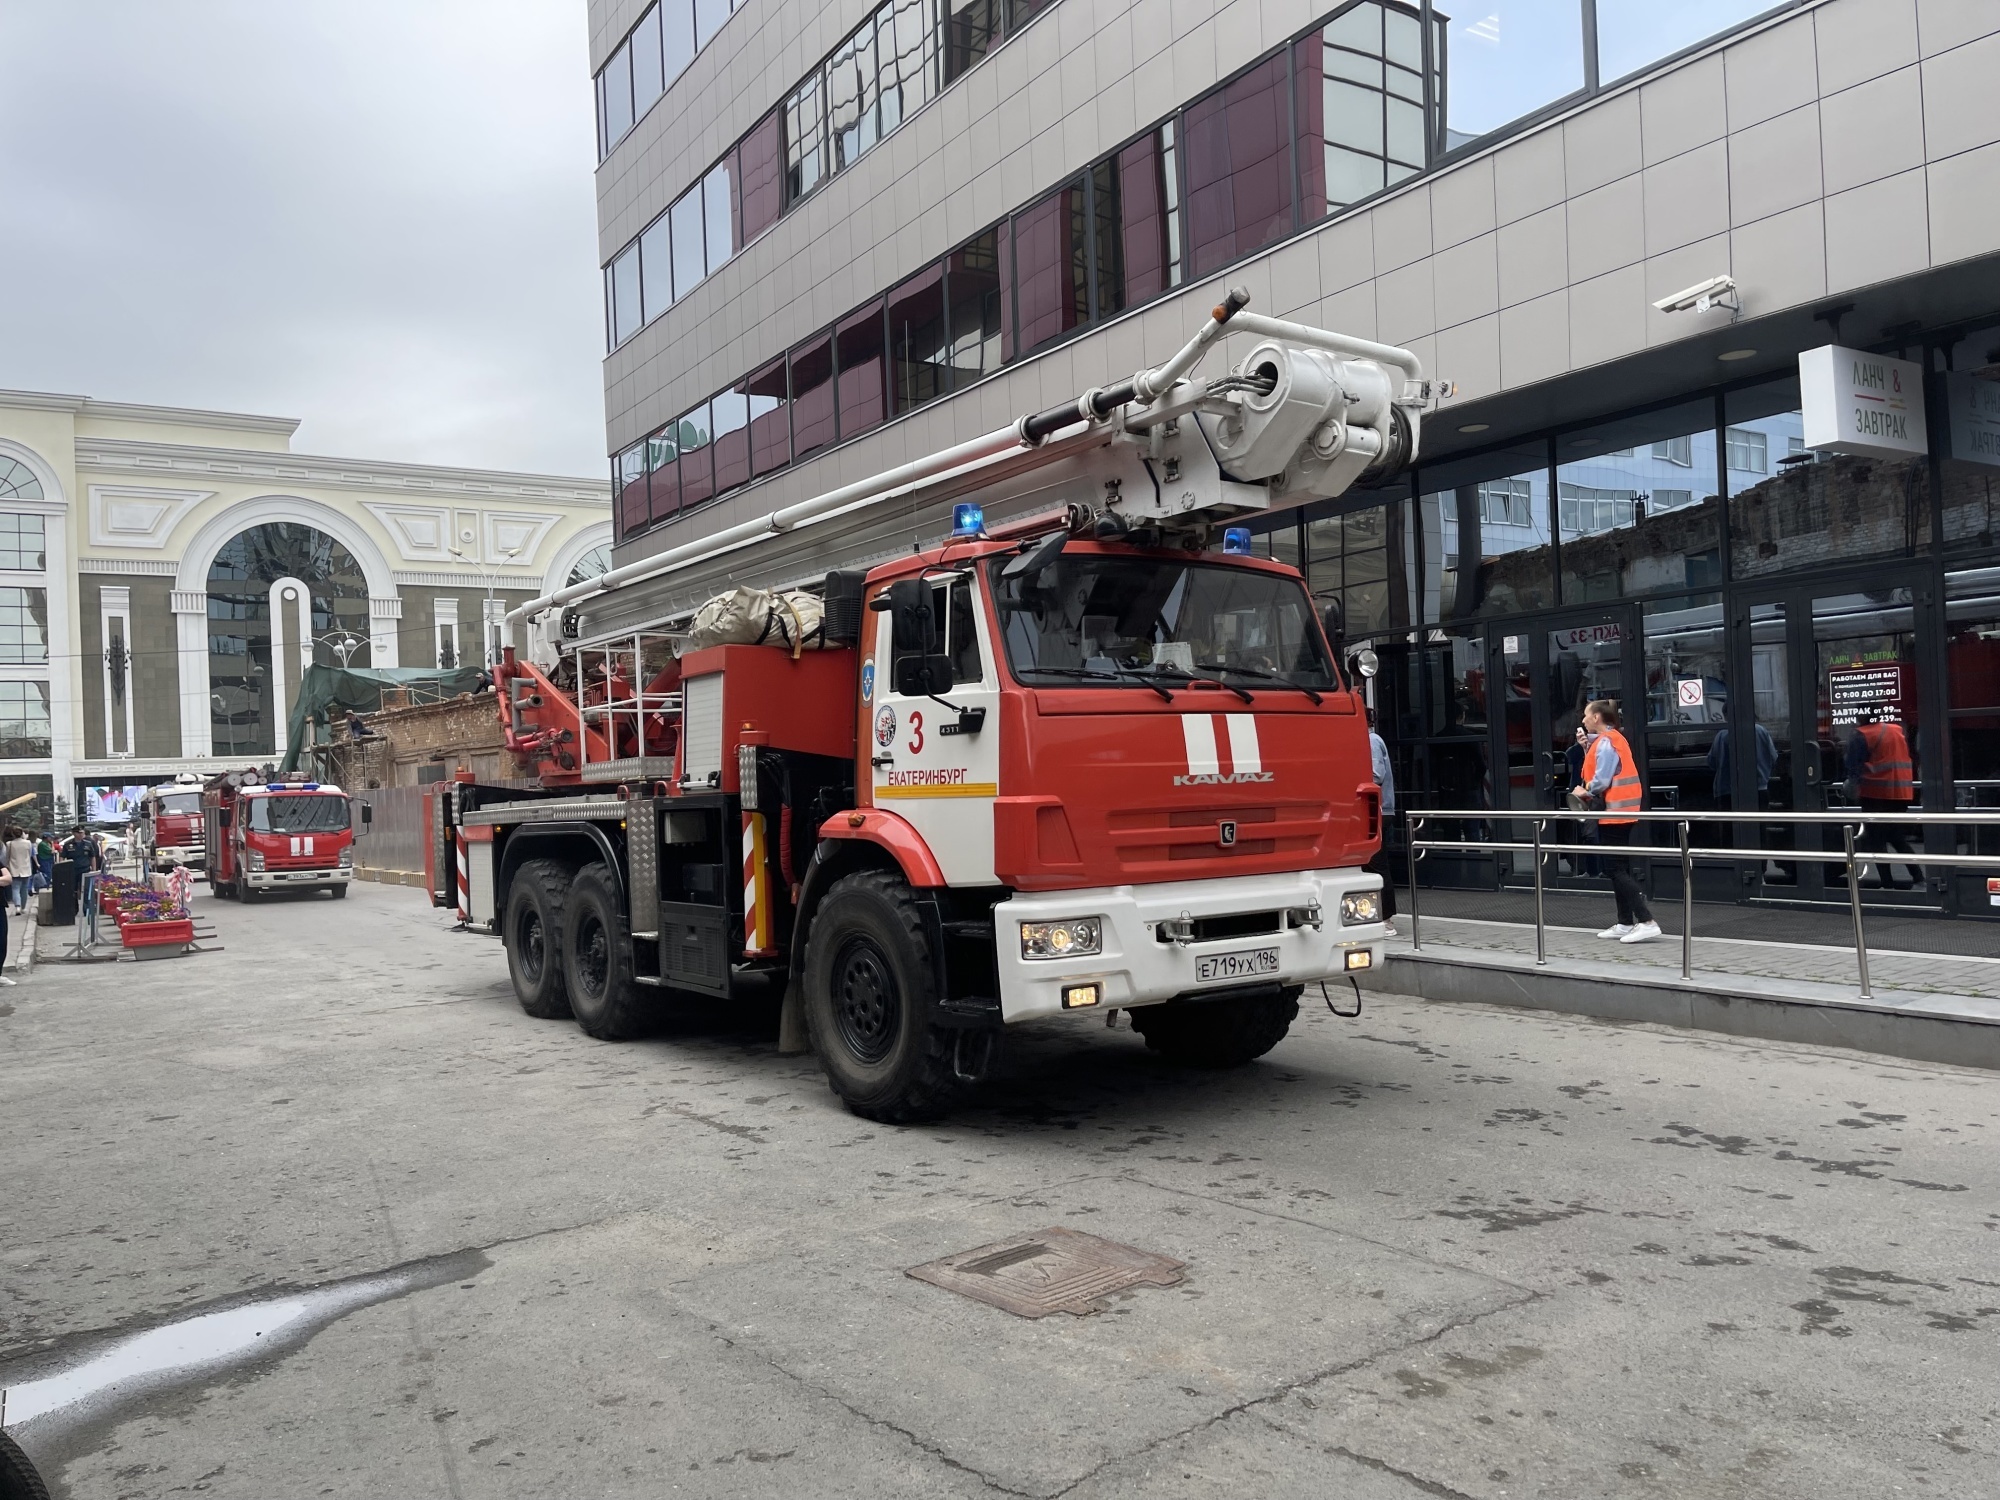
[
  {"left": 157, "top": 792, "right": 201, "bottom": 815},
  {"left": 248, "top": 795, "right": 351, "bottom": 834},
  {"left": 990, "top": 554, "right": 1335, "bottom": 691}
]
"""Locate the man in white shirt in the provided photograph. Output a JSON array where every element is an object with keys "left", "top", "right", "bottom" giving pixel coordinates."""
[{"left": 1367, "top": 708, "right": 1397, "bottom": 936}]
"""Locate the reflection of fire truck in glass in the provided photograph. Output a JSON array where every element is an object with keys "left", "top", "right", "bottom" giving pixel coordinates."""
[
  {"left": 133, "top": 774, "right": 207, "bottom": 871},
  {"left": 203, "top": 771, "right": 355, "bottom": 901}
]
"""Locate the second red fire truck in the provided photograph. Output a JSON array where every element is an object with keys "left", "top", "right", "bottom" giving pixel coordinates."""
[{"left": 204, "top": 772, "right": 356, "bottom": 900}]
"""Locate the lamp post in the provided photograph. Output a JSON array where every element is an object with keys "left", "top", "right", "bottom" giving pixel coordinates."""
[
  {"left": 314, "top": 630, "right": 365, "bottom": 668},
  {"left": 448, "top": 539, "right": 523, "bottom": 666}
]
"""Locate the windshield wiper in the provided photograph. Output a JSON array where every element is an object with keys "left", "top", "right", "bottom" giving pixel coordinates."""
[
  {"left": 1019, "top": 664, "right": 1175, "bottom": 702},
  {"left": 1195, "top": 662, "right": 1325, "bottom": 705}
]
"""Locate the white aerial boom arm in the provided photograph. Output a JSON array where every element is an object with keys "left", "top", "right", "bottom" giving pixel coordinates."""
[{"left": 508, "top": 289, "right": 1442, "bottom": 646}]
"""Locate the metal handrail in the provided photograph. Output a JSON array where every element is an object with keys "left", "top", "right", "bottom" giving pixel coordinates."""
[{"left": 1398, "top": 805, "right": 2000, "bottom": 1002}]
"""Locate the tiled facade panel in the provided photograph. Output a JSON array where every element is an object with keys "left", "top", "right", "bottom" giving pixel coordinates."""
[{"left": 589, "top": 0, "right": 2000, "bottom": 565}]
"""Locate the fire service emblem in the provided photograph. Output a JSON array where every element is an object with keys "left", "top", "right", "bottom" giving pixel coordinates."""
[{"left": 874, "top": 705, "right": 897, "bottom": 748}]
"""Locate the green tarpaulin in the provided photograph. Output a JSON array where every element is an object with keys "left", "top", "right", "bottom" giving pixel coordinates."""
[{"left": 278, "top": 664, "right": 488, "bottom": 774}]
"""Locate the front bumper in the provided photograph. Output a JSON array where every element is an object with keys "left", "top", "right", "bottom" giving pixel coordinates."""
[
  {"left": 993, "top": 866, "right": 1386, "bottom": 1023},
  {"left": 246, "top": 867, "right": 352, "bottom": 890}
]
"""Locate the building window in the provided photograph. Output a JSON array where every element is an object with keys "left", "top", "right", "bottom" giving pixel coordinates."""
[
  {"left": 1725, "top": 426, "right": 1769, "bottom": 475},
  {"left": 0, "top": 460, "right": 43, "bottom": 502},
  {"left": 0, "top": 514, "right": 46, "bottom": 570},
  {"left": 1182, "top": 52, "right": 1295, "bottom": 277},
  {"left": 1296, "top": 2, "right": 1427, "bottom": 220},
  {"left": 0, "top": 681, "right": 51, "bottom": 759},
  {"left": 435, "top": 598, "right": 461, "bottom": 670},
  {"left": 1557, "top": 485, "right": 1636, "bottom": 535},
  {"left": 784, "top": 71, "right": 829, "bottom": 202},
  {"left": 567, "top": 546, "right": 612, "bottom": 587},
  {"left": 596, "top": 0, "right": 720, "bottom": 161},
  {"left": 1011, "top": 180, "right": 1089, "bottom": 355},
  {"left": 0, "top": 587, "right": 48, "bottom": 664},
  {"left": 1653, "top": 435, "right": 1693, "bottom": 467},
  {"left": 1478, "top": 478, "right": 1533, "bottom": 528}
]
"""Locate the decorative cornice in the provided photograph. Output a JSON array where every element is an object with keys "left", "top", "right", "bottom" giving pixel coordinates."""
[
  {"left": 0, "top": 389, "right": 300, "bottom": 434},
  {"left": 392, "top": 569, "right": 543, "bottom": 590},
  {"left": 79, "top": 558, "right": 179, "bottom": 575},
  {"left": 74, "top": 438, "right": 612, "bottom": 507},
  {"left": 169, "top": 590, "right": 207, "bottom": 614},
  {"left": 369, "top": 597, "right": 404, "bottom": 620}
]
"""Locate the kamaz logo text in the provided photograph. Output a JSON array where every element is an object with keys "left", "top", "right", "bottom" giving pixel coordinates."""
[{"left": 1174, "top": 770, "right": 1276, "bottom": 785}]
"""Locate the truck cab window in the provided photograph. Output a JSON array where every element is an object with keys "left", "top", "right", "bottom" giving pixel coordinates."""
[
  {"left": 937, "top": 578, "right": 983, "bottom": 685},
  {"left": 248, "top": 796, "right": 352, "bottom": 834}
]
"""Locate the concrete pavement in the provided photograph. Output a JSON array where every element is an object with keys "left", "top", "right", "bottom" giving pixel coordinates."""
[{"left": 2, "top": 880, "right": 1995, "bottom": 1498}]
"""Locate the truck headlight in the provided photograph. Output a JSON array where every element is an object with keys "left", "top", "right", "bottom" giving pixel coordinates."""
[
  {"left": 1019, "top": 917, "right": 1102, "bottom": 960},
  {"left": 1339, "top": 891, "right": 1381, "bottom": 925},
  {"left": 338, "top": 847, "right": 354, "bottom": 866},
  {"left": 247, "top": 852, "right": 265, "bottom": 871}
]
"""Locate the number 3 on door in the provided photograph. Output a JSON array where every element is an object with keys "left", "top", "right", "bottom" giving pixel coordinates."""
[{"left": 907, "top": 709, "right": 924, "bottom": 754}]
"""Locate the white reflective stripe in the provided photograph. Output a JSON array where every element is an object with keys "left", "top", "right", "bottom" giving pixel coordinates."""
[
  {"left": 290, "top": 836, "right": 301, "bottom": 856},
  {"left": 1181, "top": 714, "right": 1220, "bottom": 776},
  {"left": 1224, "top": 715, "right": 1261, "bottom": 775}
]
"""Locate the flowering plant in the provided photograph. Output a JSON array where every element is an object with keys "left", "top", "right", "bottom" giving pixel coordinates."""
[{"left": 98, "top": 875, "right": 190, "bottom": 924}]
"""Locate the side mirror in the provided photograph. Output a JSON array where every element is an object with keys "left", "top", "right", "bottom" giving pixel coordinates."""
[
  {"left": 885, "top": 578, "right": 936, "bottom": 655},
  {"left": 1322, "top": 600, "right": 1345, "bottom": 655},
  {"left": 362, "top": 803, "right": 374, "bottom": 825},
  {"left": 894, "top": 654, "right": 955, "bottom": 698}
]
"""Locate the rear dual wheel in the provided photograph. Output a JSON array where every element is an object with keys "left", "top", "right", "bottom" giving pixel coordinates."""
[{"left": 562, "top": 864, "right": 652, "bottom": 1041}]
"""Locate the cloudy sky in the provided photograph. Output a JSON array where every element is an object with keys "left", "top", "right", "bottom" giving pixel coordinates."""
[{"left": 0, "top": 2, "right": 607, "bottom": 479}]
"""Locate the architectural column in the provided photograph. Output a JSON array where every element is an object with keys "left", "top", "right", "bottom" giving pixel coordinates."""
[
  {"left": 266, "top": 577, "right": 313, "bottom": 760},
  {"left": 369, "top": 595, "right": 402, "bottom": 668},
  {"left": 98, "top": 585, "right": 136, "bottom": 757},
  {"left": 171, "top": 589, "right": 212, "bottom": 758}
]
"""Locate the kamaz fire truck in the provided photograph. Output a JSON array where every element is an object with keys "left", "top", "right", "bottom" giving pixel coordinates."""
[
  {"left": 204, "top": 772, "right": 356, "bottom": 900},
  {"left": 428, "top": 292, "right": 1440, "bottom": 1121},
  {"left": 133, "top": 774, "right": 207, "bottom": 871}
]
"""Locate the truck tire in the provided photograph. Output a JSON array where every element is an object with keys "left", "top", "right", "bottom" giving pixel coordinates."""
[
  {"left": 504, "top": 858, "right": 573, "bottom": 1020},
  {"left": 0, "top": 1425, "right": 52, "bottom": 1500},
  {"left": 802, "top": 869, "right": 961, "bottom": 1123},
  {"left": 329, "top": 883, "right": 348, "bottom": 898},
  {"left": 562, "top": 863, "right": 650, "bottom": 1040},
  {"left": 1130, "top": 986, "right": 1301, "bottom": 1068}
]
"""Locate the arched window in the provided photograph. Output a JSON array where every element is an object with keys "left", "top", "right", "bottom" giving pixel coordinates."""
[
  {"left": 0, "top": 457, "right": 43, "bottom": 500},
  {"left": 207, "top": 524, "right": 372, "bottom": 757},
  {"left": 567, "top": 544, "right": 612, "bottom": 586}
]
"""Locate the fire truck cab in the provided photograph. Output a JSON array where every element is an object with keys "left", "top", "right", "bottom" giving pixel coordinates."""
[
  {"left": 204, "top": 773, "right": 356, "bottom": 900},
  {"left": 134, "top": 774, "right": 207, "bottom": 871}
]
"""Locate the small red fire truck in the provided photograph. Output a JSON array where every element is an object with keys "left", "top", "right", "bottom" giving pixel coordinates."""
[
  {"left": 428, "top": 292, "right": 1441, "bottom": 1120},
  {"left": 133, "top": 774, "right": 207, "bottom": 871},
  {"left": 204, "top": 772, "right": 356, "bottom": 901}
]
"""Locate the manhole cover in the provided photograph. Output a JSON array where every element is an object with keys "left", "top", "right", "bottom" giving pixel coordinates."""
[{"left": 907, "top": 1226, "right": 1186, "bottom": 1318}]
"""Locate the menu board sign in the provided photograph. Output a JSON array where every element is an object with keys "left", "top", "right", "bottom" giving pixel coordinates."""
[
  {"left": 1827, "top": 665, "right": 1903, "bottom": 727},
  {"left": 1800, "top": 345, "right": 1929, "bottom": 459}
]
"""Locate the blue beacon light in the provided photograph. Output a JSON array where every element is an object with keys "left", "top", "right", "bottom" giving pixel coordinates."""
[
  {"left": 1222, "top": 527, "right": 1253, "bottom": 555},
  {"left": 951, "top": 502, "right": 984, "bottom": 538}
]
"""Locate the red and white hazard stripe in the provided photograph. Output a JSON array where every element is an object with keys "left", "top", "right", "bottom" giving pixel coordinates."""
[
  {"left": 1180, "top": 713, "right": 1262, "bottom": 776},
  {"left": 741, "top": 811, "right": 775, "bottom": 957},
  {"left": 454, "top": 827, "right": 469, "bottom": 922}
]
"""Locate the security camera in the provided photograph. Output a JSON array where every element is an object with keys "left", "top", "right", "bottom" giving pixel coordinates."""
[{"left": 1654, "top": 274, "right": 1740, "bottom": 315}]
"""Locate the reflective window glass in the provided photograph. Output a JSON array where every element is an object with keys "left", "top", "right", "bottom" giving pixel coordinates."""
[
  {"left": 827, "top": 21, "right": 881, "bottom": 173},
  {"left": 1641, "top": 592, "right": 1728, "bottom": 816},
  {"left": 1726, "top": 376, "right": 1930, "bottom": 579},
  {"left": 943, "top": 0, "right": 1001, "bottom": 85},
  {"left": 1298, "top": 7, "right": 1426, "bottom": 219},
  {"left": 743, "top": 360, "right": 790, "bottom": 478},
  {"left": 836, "top": 299, "right": 888, "bottom": 441},
  {"left": 785, "top": 72, "right": 828, "bottom": 201},
  {"left": 609, "top": 243, "right": 641, "bottom": 346},
  {"left": 660, "top": 0, "right": 696, "bottom": 84},
  {"left": 877, "top": 0, "right": 935, "bottom": 135},
  {"left": 790, "top": 331, "right": 837, "bottom": 458},
  {"left": 0, "top": 681, "right": 51, "bottom": 759},
  {"left": 632, "top": 5, "right": 665, "bottom": 117},
  {"left": 710, "top": 388, "right": 751, "bottom": 495},
  {"left": 0, "top": 515, "right": 45, "bottom": 571},
  {"left": 693, "top": 0, "right": 729, "bottom": 50},
  {"left": 946, "top": 229, "right": 1004, "bottom": 389},
  {"left": 647, "top": 425, "right": 679, "bottom": 524},
  {"left": 0, "top": 587, "right": 47, "bottom": 665},
  {"left": 639, "top": 217, "right": 672, "bottom": 323},
  {"left": 1438, "top": 0, "right": 1585, "bottom": 149},
  {"left": 676, "top": 402, "right": 715, "bottom": 510},
  {"left": 703, "top": 160, "right": 735, "bottom": 268},
  {"left": 669, "top": 186, "right": 706, "bottom": 299},
  {"left": 1942, "top": 325, "right": 2000, "bottom": 549},
  {"left": 0, "top": 462, "right": 42, "bottom": 502},
  {"left": 737, "top": 111, "right": 785, "bottom": 245},
  {"left": 602, "top": 40, "right": 634, "bottom": 145},
  {"left": 1556, "top": 400, "right": 1720, "bottom": 601},
  {"left": 1012, "top": 180, "right": 1088, "bottom": 354},
  {"left": 1182, "top": 53, "right": 1293, "bottom": 276},
  {"left": 1089, "top": 159, "right": 1123, "bottom": 321},
  {"left": 617, "top": 442, "right": 649, "bottom": 537},
  {"left": 1305, "top": 502, "right": 1408, "bottom": 637},
  {"left": 1596, "top": 0, "right": 1771, "bottom": 84},
  {"left": 1118, "top": 126, "right": 1181, "bottom": 305},
  {"left": 1419, "top": 443, "right": 1553, "bottom": 619},
  {"left": 888, "top": 265, "right": 949, "bottom": 414}
]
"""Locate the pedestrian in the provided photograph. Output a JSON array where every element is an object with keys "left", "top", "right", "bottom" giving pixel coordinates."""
[
  {"left": 1845, "top": 709, "right": 1920, "bottom": 888},
  {"left": 1563, "top": 723, "right": 1600, "bottom": 877},
  {"left": 33, "top": 829, "right": 55, "bottom": 891},
  {"left": 1367, "top": 707, "right": 1398, "bottom": 936},
  {"left": 1580, "top": 699, "right": 1660, "bottom": 944},
  {"left": 1708, "top": 722, "right": 1784, "bottom": 880},
  {"left": 4, "top": 826, "right": 32, "bottom": 913},
  {"left": 0, "top": 854, "right": 12, "bottom": 986},
  {"left": 61, "top": 824, "right": 100, "bottom": 873}
]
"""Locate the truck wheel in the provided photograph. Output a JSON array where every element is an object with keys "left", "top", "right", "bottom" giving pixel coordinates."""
[
  {"left": 329, "top": 883, "right": 348, "bottom": 899},
  {"left": 504, "top": 858, "right": 573, "bottom": 1020},
  {"left": 1130, "top": 986, "right": 1302, "bottom": 1068},
  {"left": 562, "top": 863, "right": 650, "bottom": 1040},
  {"left": 0, "top": 1425, "right": 52, "bottom": 1500},
  {"left": 802, "top": 869, "right": 960, "bottom": 1123}
]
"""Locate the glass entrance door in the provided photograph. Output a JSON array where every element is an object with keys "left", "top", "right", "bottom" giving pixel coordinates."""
[
  {"left": 1489, "top": 604, "right": 1638, "bottom": 884},
  {"left": 1734, "top": 569, "right": 1938, "bottom": 904}
]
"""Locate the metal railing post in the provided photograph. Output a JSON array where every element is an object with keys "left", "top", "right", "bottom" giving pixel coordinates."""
[
  {"left": 1679, "top": 819, "right": 1693, "bottom": 981},
  {"left": 1407, "top": 812, "right": 1422, "bottom": 952},
  {"left": 1844, "top": 821, "right": 1872, "bottom": 999},
  {"left": 1531, "top": 815, "right": 1547, "bottom": 965}
]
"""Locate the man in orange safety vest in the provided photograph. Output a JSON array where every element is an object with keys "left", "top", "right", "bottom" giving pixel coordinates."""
[
  {"left": 1845, "top": 708, "right": 1920, "bottom": 889},
  {"left": 1581, "top": 699, "right": 1660, "bottom": 944}
]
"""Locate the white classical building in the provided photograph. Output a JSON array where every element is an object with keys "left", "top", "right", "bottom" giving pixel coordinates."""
[{"left": 0, "top": 389, "right": 611, "bottom": 816}]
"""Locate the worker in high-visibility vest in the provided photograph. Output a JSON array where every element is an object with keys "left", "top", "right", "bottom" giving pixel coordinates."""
[
  {"left": 1581, "top": 699, "right": 1661, "bottom": 944},
  {"left": 1845, "top": 708, "right": 1920, "bottom": 889}
]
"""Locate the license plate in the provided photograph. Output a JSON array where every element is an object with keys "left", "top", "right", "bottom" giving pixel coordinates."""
[{"left": 1196, "top": 947, "right": 1280, "bottom": 983}]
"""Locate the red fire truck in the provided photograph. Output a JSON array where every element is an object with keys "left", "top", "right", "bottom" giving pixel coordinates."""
[
  {"left": 204, "top": 772, "right": 356, "bottom": 901},
  {"left": 133, "top": 774, "right": 207, "bottom": 871},
  {"left": 428, "top": 292, "right": 1440, "bottom": 1120}
]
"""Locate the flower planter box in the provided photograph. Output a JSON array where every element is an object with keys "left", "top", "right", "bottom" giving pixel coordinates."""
[{"left": 120, "top": 918, "right": 194, "bottom": 949}]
